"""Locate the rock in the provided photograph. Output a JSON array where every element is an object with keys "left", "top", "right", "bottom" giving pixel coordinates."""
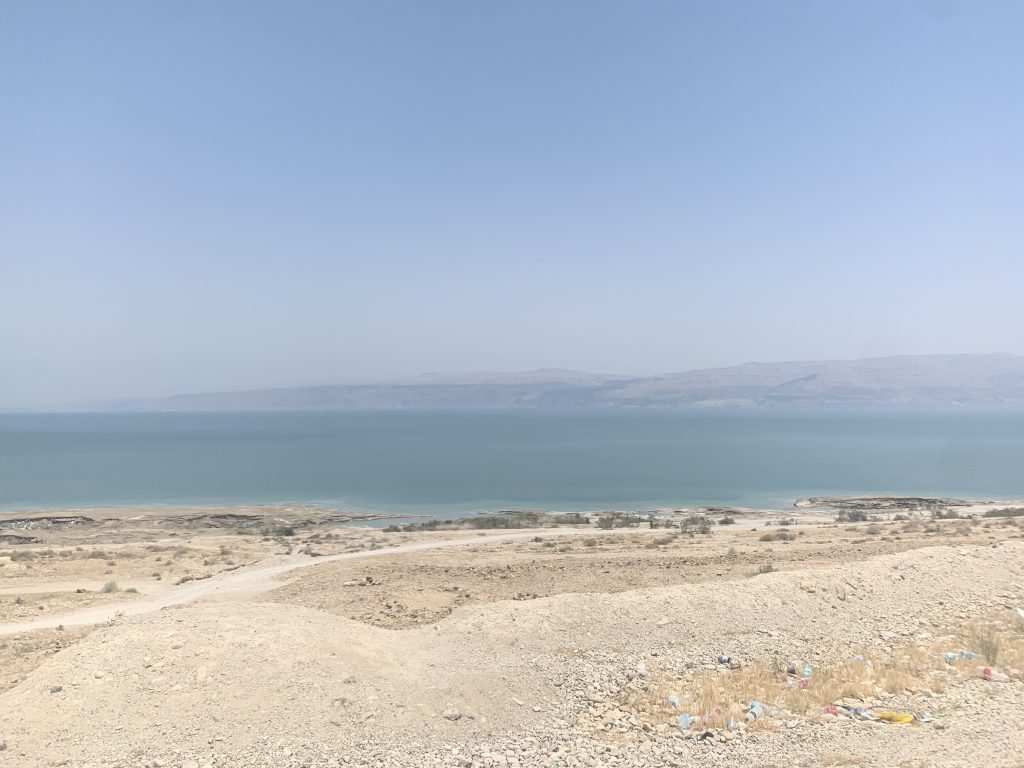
[
  {"left": 94, "top": 671, "right": 105, "bottom": 679},
  {"left": 49, "top": 685, "right": 63, "bottom": 693},
  {"left": 442, "top": 709, "right": 463, "bottom": 721}
]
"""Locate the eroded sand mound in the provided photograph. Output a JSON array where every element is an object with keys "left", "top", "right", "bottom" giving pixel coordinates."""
[{"left": 2, "top": 541, "right": 1022, "bottom": 767}]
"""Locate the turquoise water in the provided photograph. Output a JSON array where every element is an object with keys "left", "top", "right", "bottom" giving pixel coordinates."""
[{"left": 2, "top": 410, "right": 1024, "bottom": 516}]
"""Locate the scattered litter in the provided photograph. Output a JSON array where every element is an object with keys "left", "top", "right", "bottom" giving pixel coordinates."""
[
  {"left": 941, "top": 649, "right": 980, "bottom": 664},
  {"left": 744, "top": 704, "right": 764, "bottom": 723},
  {"left": 675, "top": 713, "right": 694, "bottom": 730},
  {"left": 667, "top": 693, "right": 680, "bottom": 709},
  {"left": 716, "top": 653, "right": 731, "bottom": 665},
  {"left": 872, "top": 710, "right": 915, "bottom": 724},
  {"left": 635, "top": 662, "right": 649, "bottom": 678},
  {"left": 982, "top": 666, "right": 1011, "bottom": 683}
]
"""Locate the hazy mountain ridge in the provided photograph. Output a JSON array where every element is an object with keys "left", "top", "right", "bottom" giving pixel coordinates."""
[{"left": 69, "top": 355, "right": 1024, "bottom": 411}]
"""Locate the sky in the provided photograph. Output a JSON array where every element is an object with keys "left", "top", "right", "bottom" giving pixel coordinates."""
[{"left": 2, "top": 1, "right": 1023, "bottom": 408}]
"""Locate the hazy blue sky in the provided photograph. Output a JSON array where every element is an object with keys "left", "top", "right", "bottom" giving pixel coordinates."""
[{"left": 2, "top": 1, "right": 1023, "bottom": 407}]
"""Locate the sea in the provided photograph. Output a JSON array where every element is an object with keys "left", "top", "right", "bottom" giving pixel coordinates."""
[{"left": 2, "top": 409, "right": 1024, "bottom": 519}]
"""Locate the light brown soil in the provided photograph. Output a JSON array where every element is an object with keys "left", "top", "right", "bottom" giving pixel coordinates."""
[
  {"left": 267, "top": 519, "right": 1018, "bottom": 628},
  {"left": 1, "top": 503, "right": 1022, "bottom": 767}
]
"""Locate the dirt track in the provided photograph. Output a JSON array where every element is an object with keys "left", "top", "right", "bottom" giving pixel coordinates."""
[{"left": 0, "top": 528, "right": 602, "bottom": 636}]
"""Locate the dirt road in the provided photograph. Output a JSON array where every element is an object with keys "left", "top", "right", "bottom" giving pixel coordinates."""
[{"left": 0, "top": 527, "right": 604, "bottom": 635}]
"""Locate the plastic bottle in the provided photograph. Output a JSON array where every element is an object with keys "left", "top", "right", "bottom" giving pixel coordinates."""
[
  {"left": 676, "top": 713, "right": 694, "bottom": 730},
  {"left": 667, "top": 694, "right": 680, "bottom": 709}
]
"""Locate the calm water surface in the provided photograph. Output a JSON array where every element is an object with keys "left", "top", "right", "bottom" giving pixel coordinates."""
[{"left": 2, "top": 410, "right": 1023, "bottom": 517}]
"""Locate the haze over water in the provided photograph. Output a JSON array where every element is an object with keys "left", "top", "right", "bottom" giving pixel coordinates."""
[{"left": 3, "top": 410, "right": 1024, "bottom": 517}]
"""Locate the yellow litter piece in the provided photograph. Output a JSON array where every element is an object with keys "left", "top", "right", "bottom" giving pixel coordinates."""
[{"left": 874, "top": 711, "right": 914, "bottom": 724}]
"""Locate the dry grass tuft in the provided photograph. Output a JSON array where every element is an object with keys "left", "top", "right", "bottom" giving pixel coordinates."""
[{"left": 614, "top": 609, "right": 1024, "bottom": 733}]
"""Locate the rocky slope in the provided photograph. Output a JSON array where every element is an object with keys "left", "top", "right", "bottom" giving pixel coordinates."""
[{"left": 1, "top": 540, "right": 1021, "bottom": 767}]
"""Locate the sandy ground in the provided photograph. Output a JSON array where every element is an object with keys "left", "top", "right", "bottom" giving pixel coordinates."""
[{"left": 1, "top": 500, "right": 1023, "bottom": 767}]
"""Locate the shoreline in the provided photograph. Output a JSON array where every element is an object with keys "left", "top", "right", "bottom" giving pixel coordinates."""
[{"left": 4, "top": 493, "right": 1024, "bottom": 520}]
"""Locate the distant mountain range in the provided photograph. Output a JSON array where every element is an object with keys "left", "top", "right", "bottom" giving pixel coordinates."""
[{"left": 67, "top": 354, "right": 1024, "bottom": 411}]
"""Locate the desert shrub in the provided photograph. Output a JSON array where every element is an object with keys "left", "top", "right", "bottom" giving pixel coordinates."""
[
  {"left": 932, "top": 509, "right": 960, "bottom": 520},
  {"left": 984, "top": 507, "right": 1024, "bottom": 518},
  {"left": 583, "top": 538, "right": 598, "bottom": 547},
  {"left": 125, "top": 587, "right": 139, "bottom": 593},
  {"left": 758, "top": 563, "right": 775, "bottom": 574},
  {"left": 777, "top": 517, "right": 796, "bottom": 526},
  {"left": 837, "top": 509, "right": 868, "bottom": 523},
  {"left": 551, "top": 512, "right": 585, "bottom": 525},
  {"left": 759, "top": 531, "right": 796, "bottom": 542},
  {"left": 101, "top": 581, "right": 120, "bottom": 593},
  {"left": 681, "top": 516, "right": 712, "bottom": 535},
  {"left": 719, "top": 516, "right": 736, "bottom": 525},
  {"left": 275, "top": 526, "right": 296, "bottom": 537},
  {"left": 973, "top": 625, "right": 1001, "bottom": 666}
]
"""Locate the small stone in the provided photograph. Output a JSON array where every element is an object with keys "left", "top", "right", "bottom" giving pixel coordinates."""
[
  {"left": 442, "top": 708, "right": 462, "bottom": 721},
  {"left": 49, "top": 685, "right": 63, "bottom": 693},
  {"left": 94, "top": 671, "right": 105, "bottom": 679}
]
